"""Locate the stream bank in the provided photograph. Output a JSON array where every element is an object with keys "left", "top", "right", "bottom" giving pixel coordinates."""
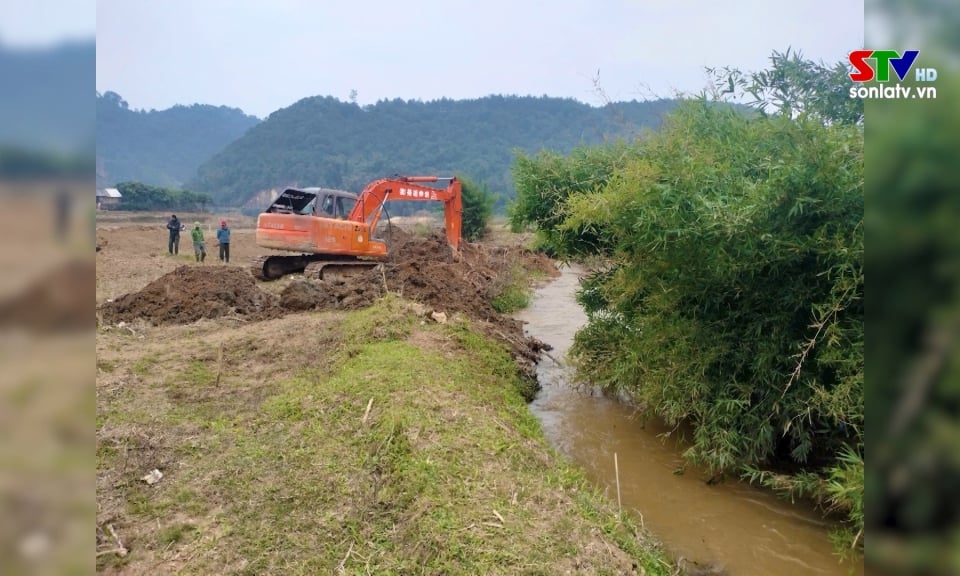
[{"left": 516, "top": 264, "right": 865, "bottom": 576}]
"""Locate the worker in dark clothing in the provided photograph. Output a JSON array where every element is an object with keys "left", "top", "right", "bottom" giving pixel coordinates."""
[
  {"left": 166, "top": 214, "right": 182, "bottom": 255},
  {"left": 216, "top": 219, "right": 231, "bottom": 263}
]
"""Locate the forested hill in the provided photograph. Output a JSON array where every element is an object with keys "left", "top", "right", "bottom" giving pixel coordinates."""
[
  {"left": 96, "top": 91, "right": 260, "bottom": 189},
  {"left": 189, "top": 95, "right": 679, "bottom": 208}
]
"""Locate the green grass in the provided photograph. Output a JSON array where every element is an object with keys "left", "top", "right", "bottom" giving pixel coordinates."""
[
  {"left": 158, "top": 522, "right": 198, "bottom": 545},
  {"left": 96, "top": 296, "right": 673, "bottom": 574},
  {"left": 180, "top": 360, "right": 215, "bottom": 386},
  {"left": 96, "top": 358, "right": 116, "bottom": 373},
  {"left": 131, "top": 355, "right": 158, "bottom": 375},
  {"left": 492, "top": 284, "right": 531, "bottom": 313},
  {"left": 490, "top": 263, "right": 542, "bottom": 313}
]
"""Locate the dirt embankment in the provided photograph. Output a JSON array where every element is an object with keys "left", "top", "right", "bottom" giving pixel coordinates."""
[
  {"left": 99, "top": 266, "right": 280, "bottom": 326},
  {"left": 280, "top": 230, "right": 555, "bottom": 321},
  {"left": 98, "top": 230, "right": 557, "bottom": 383}
]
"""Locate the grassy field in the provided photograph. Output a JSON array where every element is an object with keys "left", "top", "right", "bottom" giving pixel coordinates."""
[{"left": 95, "top": 215, "right": 675, "bottom": 575}]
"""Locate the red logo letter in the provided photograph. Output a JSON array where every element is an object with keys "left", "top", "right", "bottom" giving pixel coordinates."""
[{"left": 849, "top": 50, "right": 875, "bottom": 82}]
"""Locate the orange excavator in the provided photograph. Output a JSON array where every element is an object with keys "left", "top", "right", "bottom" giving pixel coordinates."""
[{"left": 252, "top": 175, "right": 462, "bottom": 280}]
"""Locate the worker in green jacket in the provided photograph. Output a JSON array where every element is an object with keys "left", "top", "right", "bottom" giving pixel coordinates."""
[{"left": 191, "top": 222, "right": 206, "bottom": 263}]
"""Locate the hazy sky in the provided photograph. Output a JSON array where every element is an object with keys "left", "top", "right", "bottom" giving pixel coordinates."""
[
  {"left": 96, "top": 0, "right": 864, "bottom": 118},
  {"left": 0, "top": 0, "right": 95, "bottom": 46}
]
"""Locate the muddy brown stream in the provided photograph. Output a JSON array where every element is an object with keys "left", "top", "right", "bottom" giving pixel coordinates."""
[{"left": 515, "top": 264, "right": 864, "bottom": 576}]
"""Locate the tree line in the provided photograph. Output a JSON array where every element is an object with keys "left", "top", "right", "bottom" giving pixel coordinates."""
[{"left": 113, "top": 181, "right": 212, "bottom": 211}]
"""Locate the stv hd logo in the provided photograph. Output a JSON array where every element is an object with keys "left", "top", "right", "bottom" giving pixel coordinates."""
[
  {"left": 848, "top": 50, "right": 937, "bottom": 82},
  {"left": 847, "top": 50, "right": 938, "bottom": 100}
]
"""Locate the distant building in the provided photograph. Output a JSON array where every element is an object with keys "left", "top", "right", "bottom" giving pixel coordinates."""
[{"left": 96, "top": 187, "right": 122, "bottom": 209}]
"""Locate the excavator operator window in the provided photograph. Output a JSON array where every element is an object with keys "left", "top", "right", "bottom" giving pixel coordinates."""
[
  {"left": 320, "top": 195, "right": 336, "bottom": 217},
  {"left": 341, "top": 197, "right": 356, "bottom": 218},
  {"left": 334, "top": 197, "right": 350, "bottom": 219}
]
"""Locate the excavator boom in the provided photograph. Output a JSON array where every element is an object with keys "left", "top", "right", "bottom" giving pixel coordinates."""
[{"left": 348, "top": 176, "right": 462, "bottom": 251}]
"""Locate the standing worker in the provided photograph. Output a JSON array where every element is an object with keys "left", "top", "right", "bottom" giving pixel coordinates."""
[
  {"left": 216, "top": 219, "right": 231, "bottom": 263},
  {"left": 191, "top": 222, "right": 206, "bottom": 263},
  {"left": 166, "top": 214, "right": 182, "bottom": 255}
]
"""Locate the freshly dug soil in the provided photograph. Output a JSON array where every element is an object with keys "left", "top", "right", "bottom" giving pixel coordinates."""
[
  {"left": 279, "top": 276, "right": 382, "bottom": 312},
  {"left": 279, "top": 230, "right": 557, "bottom": 324},
  {"left": 97, "top": 231, "right": 556, "bottom": 390},
  {"left": 99, "top": 265, "right": 280, "bottom": 326}
]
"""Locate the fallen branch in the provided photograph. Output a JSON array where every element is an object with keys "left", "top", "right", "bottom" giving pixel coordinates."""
[
  {"left": 541, "top": 350, "right": 562, "bottom": 365},
  {"left": 97, "top": 524, "right": 128, "bottom": 558},
  {"left": 336, "top": 542, "right": 354, "bottom": 574},
  {"left": 96, "top": 547, "right": 128, "bottom": 558},
  {"left": 614, "top": 453, "right": 622, "bottom": 520},
  {"left": 362, "top": 397, "right": 374, "bottom": 424}
]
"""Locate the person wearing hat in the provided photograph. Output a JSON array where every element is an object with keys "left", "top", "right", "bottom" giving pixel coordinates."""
[
  {"left": 216, "top": 219, "right": 231, "bottom": 263},
  {"left": 191, "top": 221, "right": 206, "bottom": 263}
]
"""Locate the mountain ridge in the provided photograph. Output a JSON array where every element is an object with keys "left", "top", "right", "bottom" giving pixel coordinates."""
[
  {"left": 96, "top": 92, "right": 260, "bottom": 188},
  {"left": 187, "top": 94, "right": 680, "bottom": 207}
]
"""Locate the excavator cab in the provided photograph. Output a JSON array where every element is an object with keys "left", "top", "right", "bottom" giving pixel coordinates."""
[{"left": 265, "top": 188, "right": 357, "bottom": 219}]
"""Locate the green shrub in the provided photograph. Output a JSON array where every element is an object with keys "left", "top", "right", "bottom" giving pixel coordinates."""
[{"left": 459, "top": 176, "right": 496, "bottom": 241}]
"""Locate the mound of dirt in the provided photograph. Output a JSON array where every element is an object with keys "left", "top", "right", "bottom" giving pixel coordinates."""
[
  {"left": 280, "top": 276, "right": 383, "bottom": 311},
  {"left": 388, "top": 231, "right": 558, "bottom": 322},
  {"left": 99, "top": 231, "right": 556, "bottom": 387},
  {"left": 277, "top": 231, "right": 554, "bottom": 324},
  {"left": 0, "top": 259, "right": 95, "bottom": 333},
  {"left": 99, "top": 266, "right": 279, "bottom": 326}
]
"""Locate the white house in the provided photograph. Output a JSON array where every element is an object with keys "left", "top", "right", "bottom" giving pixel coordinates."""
[{"left": 96, "top": 188, "right": 122, "bottom": 209}]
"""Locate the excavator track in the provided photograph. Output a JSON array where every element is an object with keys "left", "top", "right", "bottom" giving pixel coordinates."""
[
  {"left": 303, "top": 260, "right": 382, "bottom": 281},
  {"left": 251, "top": 255, "right": 310, "bottom": 281},
  {"left": 251, "top": 254, "right": 383, "bottom": 281}
]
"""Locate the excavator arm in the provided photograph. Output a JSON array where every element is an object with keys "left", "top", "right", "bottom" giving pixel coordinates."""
[{"left": 348, "top": 176, "right": 462, "bottom": 251}]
